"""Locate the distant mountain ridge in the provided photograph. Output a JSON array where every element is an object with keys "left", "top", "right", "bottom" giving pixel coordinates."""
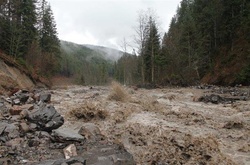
[
  {"left": 59, "top": 40, "right": 123, "bottom": 85},
  {"left": 60, "top": 40, "right": 123, "bottom": 62}
]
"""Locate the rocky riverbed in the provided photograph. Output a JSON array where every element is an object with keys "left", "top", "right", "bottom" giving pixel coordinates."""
[
  {"left": 0, "top": 84, "right": 250, "bottom": 164},
  {"left": 0, "top": 88, "right": 135, "bottom": 165}
]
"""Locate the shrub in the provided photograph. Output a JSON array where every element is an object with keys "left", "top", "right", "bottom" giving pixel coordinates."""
[
  {"left": 108, "top": 81, "right": 128, "bottom": 102},
  {"left": 237, "top": 64, "right": 250, "bottom": 85},
  {"left": 68, "top": 102, "right": 108, "bottom": 121}
]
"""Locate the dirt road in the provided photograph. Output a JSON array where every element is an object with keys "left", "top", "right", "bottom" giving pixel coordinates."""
[{"left": 51, "top": 85, "right": 250, "bottom": 164}]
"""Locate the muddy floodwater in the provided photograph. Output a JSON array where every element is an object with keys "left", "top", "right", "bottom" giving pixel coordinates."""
[{"left": 51, "top": 85, "right": 250, "bottom": 165}]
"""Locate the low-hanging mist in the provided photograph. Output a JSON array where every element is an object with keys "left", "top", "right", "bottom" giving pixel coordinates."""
[{"left": 59, "top": 40, "right": 124, "bottom": 85}]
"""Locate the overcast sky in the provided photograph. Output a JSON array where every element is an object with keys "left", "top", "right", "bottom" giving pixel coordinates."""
[{"left": 47, "top": 0, "right": 181, "bottom": 52}]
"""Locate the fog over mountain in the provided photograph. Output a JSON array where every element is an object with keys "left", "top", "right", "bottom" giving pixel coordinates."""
[
  {"left": 83, "top": 44, "right": 124, "bottom": 62},
  {"left": 60, "top": 41, "right": 124, "bottom": 62}
]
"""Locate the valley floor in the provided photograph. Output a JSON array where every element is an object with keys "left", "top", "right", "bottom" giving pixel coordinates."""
[{"left": 51, "top": 85, "right": 250, "bottom": 164}]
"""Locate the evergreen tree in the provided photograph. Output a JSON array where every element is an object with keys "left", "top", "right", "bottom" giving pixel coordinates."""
[
  {"left": 0, "top": 0, "right": 23, "bottom": 58},
  {"left": 20, "top": 0, "right": 37, "bottom": 56},
  {"left": 114, "top": 53, "right": 140, "bottom": 85},
  {"left": 40, "top": 4, "right": 59, "bottom": 53},
  {"left": 162, "top": 16, "right": 184, "bottom": 85},
  {"left": 160, "top": 0, "right": 250, "bottom": 85},
  {"left": 0, "top": 0, "right": 61, "bottom": 78},
  {"left": 143, "top": 16, "right": 160, "bottom": 83},
  {"left": 0, "top": 0, "right": 37, "bottom": 59},
  {"left": 39, "top": 3, "right": 60, "bottom": 75}
]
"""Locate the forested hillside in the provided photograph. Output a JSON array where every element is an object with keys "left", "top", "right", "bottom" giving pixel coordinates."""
[
  {"left": 115, "top": 0, "right": 250, "bottom": 86},
  {"left": 0, "top": 0, "right": 60, "bottom": 78},
  {"left": 163, "top": 0, "right": 250, "bottom": 86},
  {"left": 59, "top": 41, "right": 117, "bottom": 85}
]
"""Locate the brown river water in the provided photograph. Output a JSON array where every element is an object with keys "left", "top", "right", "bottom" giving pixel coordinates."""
[{"left": 50, "top": 85, "right": 250, "bottom": 165}]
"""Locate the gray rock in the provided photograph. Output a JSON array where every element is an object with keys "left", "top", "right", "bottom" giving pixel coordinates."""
[
  {"left": 198, "top": 94, "right": 236, "bottom": 104},
  {"left": 19, "top": 122, "right": 30, "bottom": 132},
  {"left": 6, "top": 138, "right": 24, "bottom": 149},
  {"left": 198, "top": 94, "right": 223, "bottom": 104},
  {"left": 52, "top": 128, "right": 85, "bottom": 142},
  {"left": 0, "top": 158, "right": 11, "bottom": 165},
  {"left": 13, "top": 89, "right": 30, "bottom": 104},
  {"left": 35, "top": 131, "right": 52, "bottom": 139},
  {"left": 35, "top": 160, "right": 55, "bottom": 165},
  {"left": 53, "top": 157, "right": 86, "bottom": 165},
  {"left": 12, "top": 98, "right": 21, "bottom": 105},
  {"left": 24, "top": 105, "right": 64, "bottom": 132},
  {"left": 4, "top": 122, "right": 20, "bottom": 139},
  {"left": 78, "top": 123, "right": 102, "bottom": 142},
  {"left": 29, "top": 123, "right": 38, "bottom": 131},
  {"left": 0, "top": 101, "right": 8, "bottom": 114},
  {"left": 63, "top": 144, "right": 78, "bottom": 159},
  {"left": 4, "top": 97, "right": 12, "bottom": 104},
  {"left": 0, "top": 122, "right": 7, "bottom": 135},
  {"left": 39, "top": 93, "right": 52, "bottom": 103},
  {"left": 223, "top": 121, "right": 244, "bottom": 129},
  {"left": 211, "top": 95, "right": 220, "bottom": 104},
  {"left": 36, "top": 157, "right": 86, "bottom": 165},
  {"left": 0, "top": 100, "right": 4, "bottom": 109},
  {"left": 81, "top": 143, "right": 136, "bottom": 165}
]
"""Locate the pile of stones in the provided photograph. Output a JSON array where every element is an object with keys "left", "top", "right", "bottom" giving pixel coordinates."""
[{"left": 0, "top": 89, "right": 135, "bottom": 165}]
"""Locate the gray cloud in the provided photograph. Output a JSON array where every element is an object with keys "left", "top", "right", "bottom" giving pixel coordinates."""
[{"left": 47, "top": 0, "right": 181, "bottom": 53}]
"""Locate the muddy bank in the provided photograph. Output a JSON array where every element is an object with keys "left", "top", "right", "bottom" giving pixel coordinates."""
[{"left": 0, "top": 59, "right": 35, "bottom": 94}]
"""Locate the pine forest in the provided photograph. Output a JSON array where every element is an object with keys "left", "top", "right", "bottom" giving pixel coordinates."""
[{"left": 0, "top": 0, "right": 249, "bottom": 86}]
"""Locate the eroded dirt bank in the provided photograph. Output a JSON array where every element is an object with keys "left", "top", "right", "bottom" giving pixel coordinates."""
[
  {"left": 51, "top": 85, "right": 250, "bottom": 165},
  {"left": 0, "top": 59, "right": 35, "bottom": 94}
]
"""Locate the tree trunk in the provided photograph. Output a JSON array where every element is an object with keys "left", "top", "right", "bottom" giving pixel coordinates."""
[{"left": 151, "top": 48, "right": 154, "bottom": 83}]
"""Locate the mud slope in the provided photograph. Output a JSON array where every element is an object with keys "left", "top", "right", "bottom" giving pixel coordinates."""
[
  {"left": 51, "top": 85, "right": 250, "bottom": 165},
  {"left": 0, "top": 59, "right": 34, "bottom": 94}
]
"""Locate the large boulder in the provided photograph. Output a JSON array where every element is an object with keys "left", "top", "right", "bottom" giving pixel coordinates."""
[
  {"left": 78, "top": 123, "right": 103, "bottom": 142},
  {"left": 52, "top": 128, "right": 85, "bottom": 142},
  {"left": 22, "top": 104, "right": 64, "bottom": 132}
]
